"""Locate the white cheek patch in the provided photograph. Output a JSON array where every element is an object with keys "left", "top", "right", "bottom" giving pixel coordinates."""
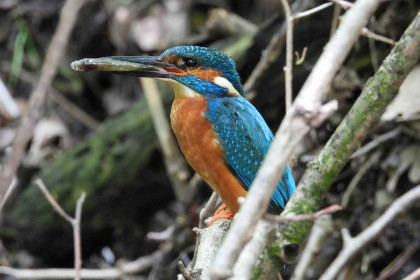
[{"left": 214, "top": 76, "right": 241, "bottom": 96}]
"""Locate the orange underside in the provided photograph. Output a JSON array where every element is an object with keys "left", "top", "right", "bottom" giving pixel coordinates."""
[{"left": 170, "top": 95, "right": 247, "bottom": 213}]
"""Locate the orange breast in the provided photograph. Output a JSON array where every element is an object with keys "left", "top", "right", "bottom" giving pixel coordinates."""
[{"left": 170, "top": 95, "right": 247, "bottom": 212}]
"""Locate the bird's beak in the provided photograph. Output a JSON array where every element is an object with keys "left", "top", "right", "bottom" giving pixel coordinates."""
[{"left": 70, "top": 56, "right": 182, "bottom": 79}]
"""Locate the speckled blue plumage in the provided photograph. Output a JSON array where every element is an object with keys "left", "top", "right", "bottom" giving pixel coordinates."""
[{"left": 206, "top": 96, "right": 296, "bottom": 211}]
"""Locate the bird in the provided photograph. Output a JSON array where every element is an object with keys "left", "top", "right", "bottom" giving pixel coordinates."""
[{"left": 71, "top": 45, "right": 296, "bottom": 224}]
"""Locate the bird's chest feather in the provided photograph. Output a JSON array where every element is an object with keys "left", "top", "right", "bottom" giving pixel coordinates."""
[
  {"left": 170, "top": 95, "right": 246, "bottom": 211},
  {"left": 170, "top": 95, "right": 221, "bottom": 175}
]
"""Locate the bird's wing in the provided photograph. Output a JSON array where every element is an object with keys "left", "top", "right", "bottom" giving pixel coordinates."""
[{"left": 206, "top": 97, "right": 295, "bottom": 211}]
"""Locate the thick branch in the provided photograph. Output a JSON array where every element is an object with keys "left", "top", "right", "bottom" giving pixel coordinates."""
[
  {"left": 261, "top": 11, "right": 420, "bottom": 271},
  {"left": 210, "top": 0, "right": 380, "bottom": 278},
  {"left": 319, "top": 186, "right": 420, "bottom": 280}
]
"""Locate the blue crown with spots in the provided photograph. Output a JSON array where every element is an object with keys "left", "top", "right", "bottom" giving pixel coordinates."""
[{"left": 161, "top": 46, "right": 245, "bottom": 97}]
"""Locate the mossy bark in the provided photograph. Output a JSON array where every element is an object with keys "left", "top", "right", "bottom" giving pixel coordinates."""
[{"left": 255, "top": 12, "right": 420, "bottom": 278}]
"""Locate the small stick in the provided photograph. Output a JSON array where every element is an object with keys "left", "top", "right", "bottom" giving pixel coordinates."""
[
  {"left": 293, "top": 3, "right": 334, "bottom": 20},
  {"left": 279, "top": 0, "right": 294, "bottom": 112},
  {"left": 264, "top": 204, "right": 342, "bottom": 223},
  {"left": 35, "top": 179, "right": 86, "bottom": 280},
  {"left": 361, "top": 27, "right": 396, "bottom": 45},
  {"left": 178, "top": 261, "right": 194, "bottom": 280},
  {"left": 351, "top": 127, "right": 401, "bottom": 158}
]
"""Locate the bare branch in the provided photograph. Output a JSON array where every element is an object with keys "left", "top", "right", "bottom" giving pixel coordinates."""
[
  {"left": 341, "top": 151, "right": 381, "bottom": 208},
  {"left": 35, "top": 179, "right": 73, "bottom": 224},
  {"left": 232, "top": 220, "right": 272, "bottom": 279},
  {"left": 178, "top": 261, "right": 194, "bottom": 280},
  {"left": 291, "top": 215, "right": 334, "bottom": 280},
  {"left": 0, "top": 252, "right": 160, "bottom": 279},
  {"left": 279, "top": 0, "right": 294, "bottom": 112},
  {"left": 0, "top": 0, "right": 87, "bottom": 203},
  {"left": 361, "top": 27, "right": 396, "bottom": 45},
  {"left": 293, "top": 3, "right": 334, "bottom": 20},
  {"left": 264, "top": 204, "right": 342, "bottom": 223},
  {"left": 319, "top": 186, "right": 420, "bottom": 280},
  {"left": 35, "top": 179, "right": 86, "bottom": 280},
  {"left": 376, "top": 242, "right": 418, "bottom": 280},
  {"left": 211, "top": 0, "right": 380, "bottom": 278},
  {"left": 351, "top": 127, "right": 402, "bottom": 159}
]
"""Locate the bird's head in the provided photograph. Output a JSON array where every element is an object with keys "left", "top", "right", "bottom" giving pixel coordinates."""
[{"left": 71, "top": 46, "right": 245, "bottom": 97}]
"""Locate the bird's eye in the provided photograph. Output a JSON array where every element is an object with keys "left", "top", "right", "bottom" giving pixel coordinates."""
[{"left": 184, "top": 58, "right": 198, "bottom": 68}]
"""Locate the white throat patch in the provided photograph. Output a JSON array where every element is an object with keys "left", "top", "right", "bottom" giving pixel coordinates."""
[{"left": 159, "top": 78, "right": 198, "bottom": 98}]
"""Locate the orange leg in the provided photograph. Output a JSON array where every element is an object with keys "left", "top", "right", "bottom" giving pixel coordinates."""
[{"left": 210, "top": 203, "right": 234, "bottom": 225}]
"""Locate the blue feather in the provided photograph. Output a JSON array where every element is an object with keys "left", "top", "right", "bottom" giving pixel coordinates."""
[{"left": 206, "top": 96, "right": 296, "bottom": 211}]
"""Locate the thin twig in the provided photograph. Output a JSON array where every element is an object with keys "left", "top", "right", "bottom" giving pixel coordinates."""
[
  {"left": 232, "top": 220, "right": 272, "bottom": 279},
  {"left": 319, "top": 186, "right": 420, "bottom": 280},
  {"left": 279, "top": 0, "right": 294, "bottom": 112},
  {"left": 35, "top": 179, "right": 86, "bottom": 280},
  {"left": 293, "top": 3, "right": 334, "bottom": 20},
  {"left": 361, "top": 27, "right": 396, "bottom": 45},
  {"left": 342, "top": 151, "right": 381, "bottom": 208},
  {"left": 178, "top": 261, "right": 194, "bottom": 280},
  {"left": 0, "top": 0, "right": 87, "bottom": 203},
  {"left": 35, "top": 179, "right": 73, "bottom": 223},
  {"left": 291, "top": 215, "right": 334, "bottom": 280},
  {"left": 351, "top": 127, "right": 402, "bottom": 158},
  {"left": 264, "top": 204, "right": 342, "bottom": 223},
  {"left": 211, "top": 0, "right": 379, "bottom": 277},
  {"left": 375, "top": 242, "right": 418, "bottom": 280},
  {"left": 0, "top": 251, "right": 160, "bottom": 279}
]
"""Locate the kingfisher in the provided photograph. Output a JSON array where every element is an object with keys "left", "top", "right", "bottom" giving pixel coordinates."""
[{"left": 71, "top": 46, "right": 295, "bottom": 223}]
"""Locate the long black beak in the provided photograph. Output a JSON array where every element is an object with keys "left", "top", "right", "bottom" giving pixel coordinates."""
[{"left": 70, "top": 56, "right": 176, "bottom": 78}]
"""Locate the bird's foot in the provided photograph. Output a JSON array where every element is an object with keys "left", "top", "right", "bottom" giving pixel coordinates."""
[{"left": 210, "top": 203, "right": 234, "bottom": 225}]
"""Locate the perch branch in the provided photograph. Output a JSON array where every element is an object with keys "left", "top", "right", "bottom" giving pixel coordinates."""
[
  {"left": 35, "top": 179, "right": 86, "bottom": 280},
  {"left": 0, "top": 0, "right": 87, "bottom": 203},
  {"left": 256, "top": 12, "right": 420, "bottom": 275},
  {"left": 211, "top": 0, "right": 380, "bottom": 278},
  {"left": 319, "top": 186, "right": 420, "bottom": 280}
]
